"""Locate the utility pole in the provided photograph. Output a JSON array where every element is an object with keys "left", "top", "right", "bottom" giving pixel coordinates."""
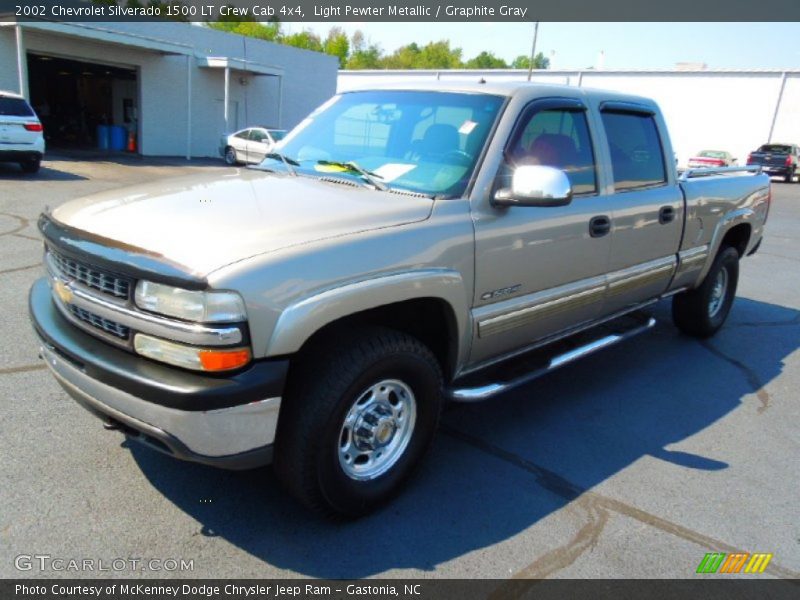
[{"left": 527, "top": 21, "right": 539, "bottom": 82}]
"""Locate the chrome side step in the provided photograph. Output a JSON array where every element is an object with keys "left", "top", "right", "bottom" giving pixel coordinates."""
[{"left": 448, "top": 315, "right": 656, "bottom": 402}]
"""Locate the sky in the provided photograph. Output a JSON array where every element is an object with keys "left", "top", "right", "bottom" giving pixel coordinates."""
[{"left": 282, "top": 22, "right": 800, "bottom": 70}]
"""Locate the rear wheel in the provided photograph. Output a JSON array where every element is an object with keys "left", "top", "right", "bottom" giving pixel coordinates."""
[
  {"left": 274, "top": 327, "right": 443, "bottom": 518},
  {"left": 20, "top": 156, "right": 41, "bottom": 174},
  {"left": 224, "top": 146, "right": 239, "bottom": 166},
  {"left": 672, "top": 246, "right": 739, "bottom": 338}
]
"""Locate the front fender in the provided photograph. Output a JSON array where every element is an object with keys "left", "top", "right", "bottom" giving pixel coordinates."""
[{"left": 265, "top": 269, "right": 471, "bottom": 369}]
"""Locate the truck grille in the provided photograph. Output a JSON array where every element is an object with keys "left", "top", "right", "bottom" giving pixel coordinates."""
[
  {"left": 68, "top": 304, "right": 131, "bottom": 340},
  {"left": 49, "top": 249, "right": 131, "bottom": 300}
]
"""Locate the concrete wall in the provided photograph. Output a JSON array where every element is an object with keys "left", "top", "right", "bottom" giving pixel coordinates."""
[
  {"left": 339, "top": 69, "right": 800, "bottom": 167},
  {"left": 0, "top": 22, "right": 338, "bottom": 157}
]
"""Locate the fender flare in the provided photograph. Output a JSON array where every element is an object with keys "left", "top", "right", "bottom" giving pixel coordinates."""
[
  {"left": 265, "top": 269, "right": 472, "bottom": 367},
  {"left": 693, "top": 207, "right": 755, "bottom": 286}
]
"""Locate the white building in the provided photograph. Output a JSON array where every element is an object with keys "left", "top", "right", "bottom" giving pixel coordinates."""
[
  {"left": 0, "top": 20, "right": 338, "bottom": 158},
  {"left": 339, "top": 69, "right": 800, "bottom": 167}
]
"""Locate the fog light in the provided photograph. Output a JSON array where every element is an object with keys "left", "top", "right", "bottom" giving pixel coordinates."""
[{"left": 134, "top": 334, "right": 251, "bottom": 372}]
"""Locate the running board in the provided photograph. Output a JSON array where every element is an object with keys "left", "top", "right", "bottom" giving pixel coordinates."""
[{"left": 448, "top": 314, "right": 656, "bottom": 402}]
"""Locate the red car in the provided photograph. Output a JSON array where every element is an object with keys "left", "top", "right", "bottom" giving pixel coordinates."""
[{"left": 688, "top": 150, "right": 737, "bottom": 168}]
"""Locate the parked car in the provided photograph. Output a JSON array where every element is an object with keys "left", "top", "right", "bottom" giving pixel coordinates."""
[
  {"left": 687, "top": 150, "right": 737, "bottom": 168},
  {"left": 30, "top": 83, "right": 770, "bottom": 517},
  {"left": 747, "top": 143, "right": 799, "bottom": 182},
  {"left": 219, "top": 127, "right": 286, "bottom": 166},
  {"left": 0, "top": 90, "right": 44, "bottom": 174}
]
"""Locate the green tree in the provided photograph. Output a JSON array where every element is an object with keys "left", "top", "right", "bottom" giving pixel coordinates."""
[
  {"left": 511, "top": 53, "right": 551, "bottom": 70},
  {"left": 382, "top": 43, "right": 420, "bottom": 69},
  {"left": 323, "top": 27, "right": 350, "bottom": 69},
  {"left": 382, "top": 40, "right": 463, "bottom": 69},
  {"left": 346, "top": 31, "right": 382, "bottom": 70},
  {"left": 464, "top": 51, "right": 508, "bottom": 69},
  {"left": 416, "top": 40, "right": 462, "bottom": 69},
  {"left": 282, "top": 30, "right": 324, "bottom": 52}
]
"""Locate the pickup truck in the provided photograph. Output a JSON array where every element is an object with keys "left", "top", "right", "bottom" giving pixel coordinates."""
[
  {"left": 29, "top": 83, "right": 770, "bottom": 517},
  {"left": 746, "top": 143, "right": 799, "bottom": 182}
]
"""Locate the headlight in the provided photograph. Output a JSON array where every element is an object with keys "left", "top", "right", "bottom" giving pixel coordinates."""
[
  {"left": 134, "top": 334, "right": 251, "bottom": 372},
  {"left": 135, "top": 281, "right": 246, "bottom": 323}
]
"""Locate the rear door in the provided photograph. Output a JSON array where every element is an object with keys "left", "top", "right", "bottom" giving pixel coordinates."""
[
  {"left": 0, "top": 96, "right": 39, "bottom": 145},
  {"left": 596, "top": 103, "right": 683, "bottom": 314}
]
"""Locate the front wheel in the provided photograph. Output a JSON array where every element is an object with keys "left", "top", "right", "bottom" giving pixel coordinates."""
[
  {"left": 274, "top": 327, "right": 443, "bottom": 517},
  {"left": 672, "top": 246, "right": 739, "bottom": 338}
]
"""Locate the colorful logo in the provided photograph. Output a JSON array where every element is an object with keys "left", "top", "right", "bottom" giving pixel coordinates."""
[{"left": 696, "top": 552, "right": 773, "bottom": 574}]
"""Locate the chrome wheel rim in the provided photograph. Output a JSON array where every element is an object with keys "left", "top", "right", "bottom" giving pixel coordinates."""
[
  {"left": 338, "top": 379, "right": 416, "bottom": 481},
  {"left": 708, "top": 267, "right": 728, "bottom": 318}
]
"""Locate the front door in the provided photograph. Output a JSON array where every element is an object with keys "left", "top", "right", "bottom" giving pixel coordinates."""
[
  {"left": 246, "top": 129, "right": 270, "bottom": 163},
  {"left": 470, "top": 98, "right": 613, "bottom": 367}
]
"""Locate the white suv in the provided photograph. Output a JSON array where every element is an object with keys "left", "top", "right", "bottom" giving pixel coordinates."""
[{"left": 0, "top": 90, "right": 45, "bottom": 174}]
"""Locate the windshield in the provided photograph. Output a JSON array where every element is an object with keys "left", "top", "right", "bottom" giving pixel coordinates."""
[
  {"left": 269, "top": 130, "right": 287, "bottom": 142},
  {"left": 259, "top": 90, "right": 505, "bottom": 196},
  {"left": 758, "top": 144, "right": 791, "bottom": 154}
]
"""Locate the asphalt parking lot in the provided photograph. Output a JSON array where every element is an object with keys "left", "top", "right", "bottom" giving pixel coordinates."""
[{"left": 0, "top": 155, "right": 798, "bottom": 580}]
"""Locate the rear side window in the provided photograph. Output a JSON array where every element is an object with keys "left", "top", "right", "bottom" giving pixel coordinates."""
[
  {"left": 601, "top": 111, "right": 666, "bottom": 191},
  {"left": 0, "top": 97, "right": 34, "bottom": 117}
]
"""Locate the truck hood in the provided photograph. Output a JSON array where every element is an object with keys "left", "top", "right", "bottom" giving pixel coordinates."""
[{"left": 51, "top": 169, "right": 433, "bottom": 275}]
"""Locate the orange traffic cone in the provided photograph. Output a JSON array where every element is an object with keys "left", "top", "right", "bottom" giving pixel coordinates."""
[{"left": 127, "top": 130, "right": 137, "bottom": 153}]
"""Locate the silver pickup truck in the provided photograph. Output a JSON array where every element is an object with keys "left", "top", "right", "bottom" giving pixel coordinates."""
[{"left": 29, "top": 82, "right": 770, "bottom": 517}]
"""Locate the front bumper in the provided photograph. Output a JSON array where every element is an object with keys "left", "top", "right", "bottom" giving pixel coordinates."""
[{"left": 29, "top": 277, "right": 288, "bottom": 469}]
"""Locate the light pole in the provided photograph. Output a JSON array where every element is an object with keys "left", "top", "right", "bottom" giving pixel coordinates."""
[{"left": 527, "top": 21, "right": 539, "bottom": 82}]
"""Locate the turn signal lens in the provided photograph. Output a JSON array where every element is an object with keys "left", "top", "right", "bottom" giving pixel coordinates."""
[
  {"left": 134, "top": 333, "right": 251, "bottom": 372},
  {"left": 198, "top": 348, "right": 252, "bottom": 372}
]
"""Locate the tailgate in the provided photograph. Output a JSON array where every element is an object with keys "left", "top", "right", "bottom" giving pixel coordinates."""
[{"left": 0, "top": 116, "right": 40, "bottom": 145}]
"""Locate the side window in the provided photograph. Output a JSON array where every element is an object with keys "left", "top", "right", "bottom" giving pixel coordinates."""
[
  {"left": 235, "top": 129, "right": 250, "bottom": 140},
  {"left": 507, "top": 107, "right": 597, "bottom": 195},
  {"left": 600, "top": 111, "right": 667, "bottom": 191}
]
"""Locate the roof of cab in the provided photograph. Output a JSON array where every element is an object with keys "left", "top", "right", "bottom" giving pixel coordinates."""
[{"left": 339, "top": 80, "right": 657, "bottom": 107}]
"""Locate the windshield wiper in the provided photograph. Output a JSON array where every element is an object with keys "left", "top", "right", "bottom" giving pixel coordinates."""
[
  {"left": 317, "top": 160, "right": 388, "bottom": 191},
  {"left": 263, "top": 152, "right": 299, "bottom": 176}
]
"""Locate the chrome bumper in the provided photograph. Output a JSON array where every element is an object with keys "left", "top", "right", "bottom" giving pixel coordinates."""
[{"left": 41, "top": 342, "right": 280, "bottom": 468}]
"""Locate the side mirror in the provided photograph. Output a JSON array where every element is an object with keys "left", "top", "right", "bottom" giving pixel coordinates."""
[{"left": 493, "top": 165, "right": 573, "bottom": 208}]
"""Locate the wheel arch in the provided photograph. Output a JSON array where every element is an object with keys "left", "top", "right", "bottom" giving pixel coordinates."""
[{"left": 266, "top": 270, "right": 471, "bottom": 380}]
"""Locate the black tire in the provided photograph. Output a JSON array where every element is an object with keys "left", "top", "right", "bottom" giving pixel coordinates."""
[
  {"left": 785, "top": 170, "right": 793, "bottom": 184},
  {"left": 224, "top": 146, "right": 239, "bottom": 166},
  {"left": 672, "top": 246, "right": 739, "bottom": 338},
  {"left": 273, "top": 327, "right": 443, "bottom": 518},
  {"left": 20, "top": 156, "right": 41, "bottom": 174}
]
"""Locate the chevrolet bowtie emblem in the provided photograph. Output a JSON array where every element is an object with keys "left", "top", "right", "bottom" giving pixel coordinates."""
[{"left": 54, "top": 279, "right": 74, "bottom": 304}]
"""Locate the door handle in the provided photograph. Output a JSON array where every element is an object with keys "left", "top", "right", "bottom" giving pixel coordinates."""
[
  {"left": 659, "top": 205, "right": 675, "bottom": 224},
  {"left": 589, "top": 215, "right": 611, "bottom": 238}
]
